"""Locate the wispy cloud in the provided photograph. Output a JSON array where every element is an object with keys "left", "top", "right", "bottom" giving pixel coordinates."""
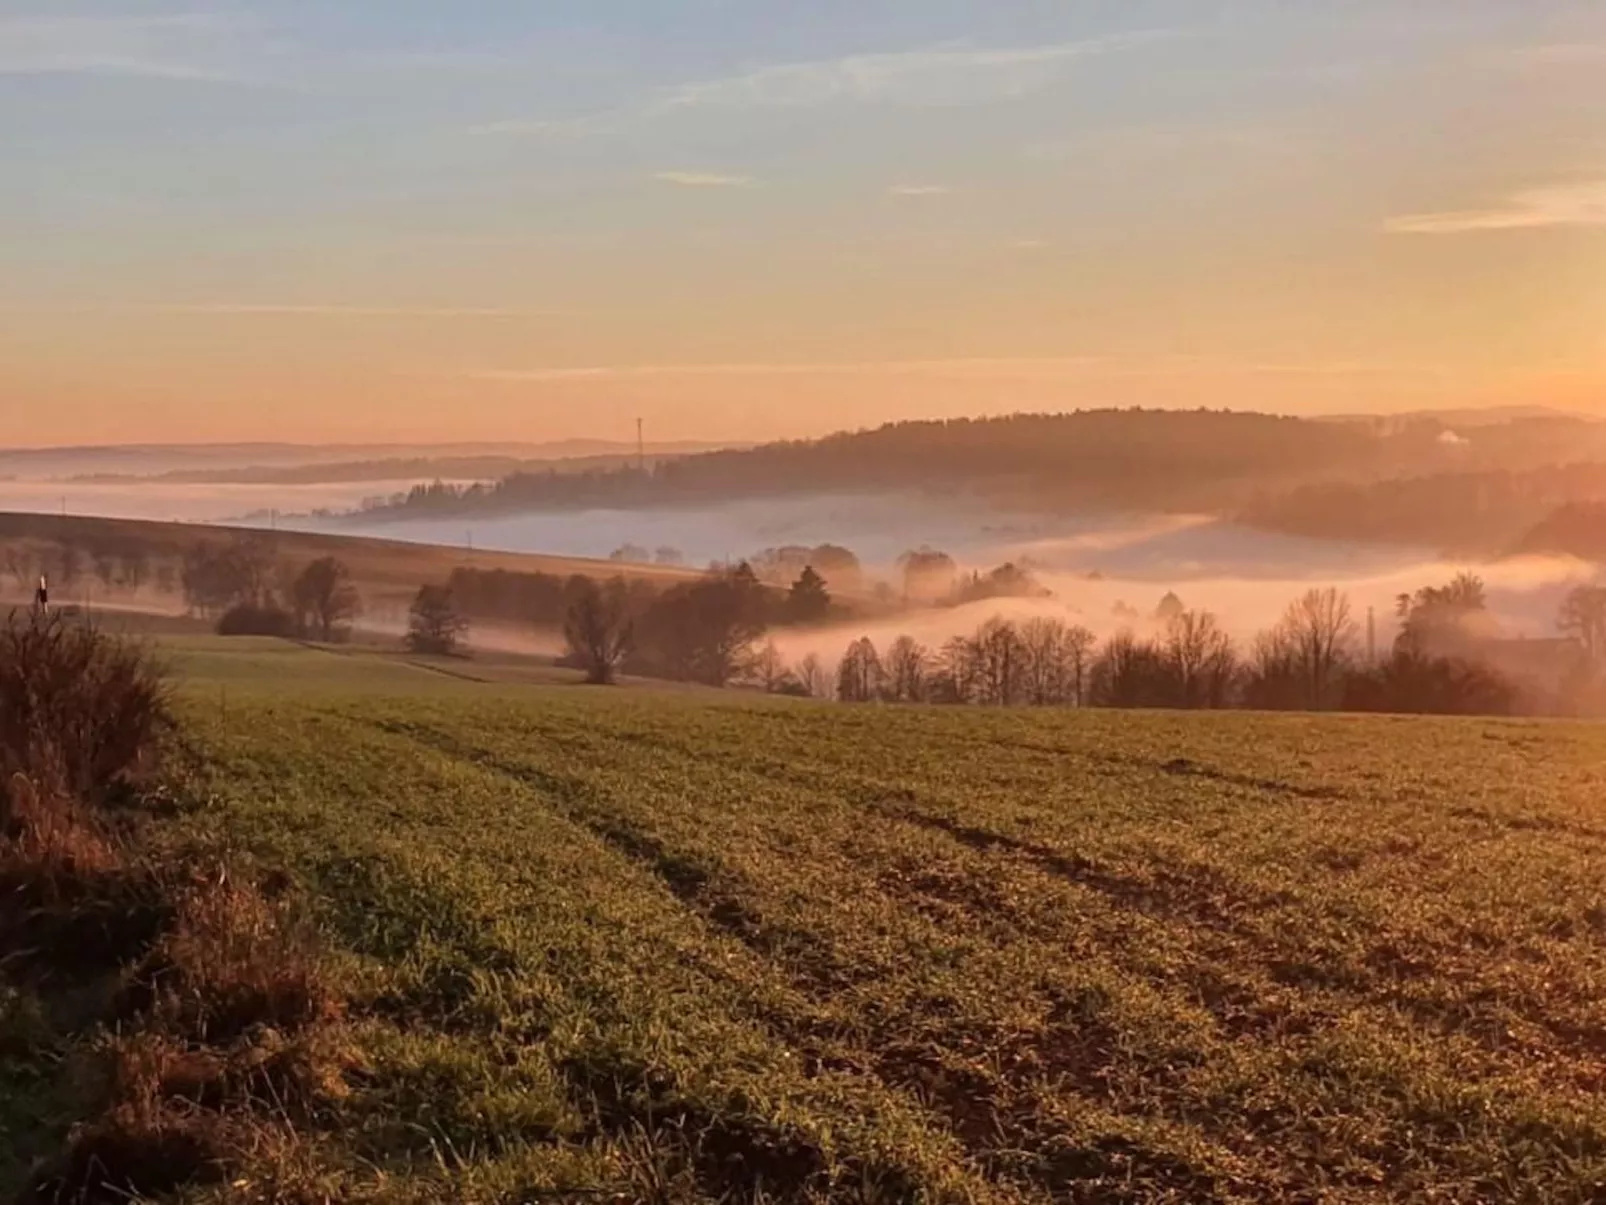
[
  {"left": 0, "top": 13, "right": 260, "bottom": 83},
  {"left": 1386, "top": 180, "right": 1606, "bottom": 235},
  {"left": 1515, "top": 43, "right": 1606, "bottom": 65},
  {"left": 658, "top": 31, "right": 1177, "bottom": 110},
  {"left": 654, "top": 171, "right": 756, "bottom": 188},
  {"left": 474, "top": 358, "right": 1104, "bottom": 382},
  {"left": 889, "top": 184, "right": 951, "bottom": 197},
  {"left": 471, "top": 357, "right": 1437, "bottom": 384},
  {"left": 474, "top": 30, "right": 1178, "bottom": 137},
  {"left": 7, "top": 303, "right": 564, "bottom": 320}
]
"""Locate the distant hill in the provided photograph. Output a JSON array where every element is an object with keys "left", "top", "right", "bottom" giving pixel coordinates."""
[
  {"left": 367, "top": 410, "right": 1387, "bottom": 521},
  {"left": 0, "top": 440, "right": 734, "bottom": 482},
  {"left": 360, "top": 408, "right": 1606, "bottom": 529},
  {"left": 0, "top": 511, "right": 695, "bottom": 617},
  {"left": 1512, "top": 502, "right": 1606, "bottom": 561},
  {"left": 1239, "top": 463, "right": 1606, "bottom": 557},
  {"left": 67, "top": 451, "right": 699, "bottom": 488}
]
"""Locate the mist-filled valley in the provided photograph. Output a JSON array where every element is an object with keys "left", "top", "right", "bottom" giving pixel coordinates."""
[{"left": 9, "top": 409, "right": 1606, "bottom": 666}]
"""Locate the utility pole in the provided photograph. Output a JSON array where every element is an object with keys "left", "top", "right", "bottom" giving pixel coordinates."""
[
  {"left": 1367, "top": 606, "right": 1377, "bottom": 665},
  {"left": 636, "top": 417, "right": 645, "bottom": 471}
]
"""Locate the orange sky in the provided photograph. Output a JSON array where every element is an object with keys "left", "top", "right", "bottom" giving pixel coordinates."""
[{"left": 2, "top": 2, "right": 1602, "bottom": 445}]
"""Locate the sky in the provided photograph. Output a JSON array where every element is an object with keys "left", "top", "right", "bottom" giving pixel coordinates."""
[{"left": 1, "top": 0, "right": 1603, "bottom": 447}]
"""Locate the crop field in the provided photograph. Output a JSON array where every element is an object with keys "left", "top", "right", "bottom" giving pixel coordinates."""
[{"left": 113, "top": 646, "right": 1606, "bottom": 1202}]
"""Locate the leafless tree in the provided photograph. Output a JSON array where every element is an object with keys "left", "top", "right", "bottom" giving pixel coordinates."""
[
  {"left": 563, "top": 577, "right": 635, "bottom": 684},
  {"left": 938, "top": 635, "right": 981, "bottom": 704},
  {"left": 1280, "top": 587, "right": 1356, "bottom": 708},
  {"left": 1559, "top": 585, "right": 1606, "bottom": 665},
  {"left": 1163, "top": 610, "right": 1238, "bottom": 709},
  {"left": 796, "top": 653, "right": 829, "bottom": 699},
  {"left": 885, "top": 635, "right": 930, "bottom": 702},
  {"left": 748, "top": 640, "right": 790, "bottom": 693},
  {"left": 1019, "top": 617, "right": 1073, "bottom": 706},
  {"left": 837, "top": 637, "right": 884, "bottom": 703},
  {"left": 1065, "top": 624, "right": 1097, "bottom": 706},
  {"left": 972, "top": 618, "right": 1026, "bottom": 706}
]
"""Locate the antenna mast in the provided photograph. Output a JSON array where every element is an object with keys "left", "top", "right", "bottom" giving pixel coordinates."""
[{"left": 636, "top": 417, "right": 645, "bottom": 471}]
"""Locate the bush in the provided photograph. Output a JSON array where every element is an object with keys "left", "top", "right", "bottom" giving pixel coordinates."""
[
  {"left": 0, "top": 613, "right": 171, "bottom": 802},
  {"left": 216, "top": 603, "right": 298, "bottom": 638}
]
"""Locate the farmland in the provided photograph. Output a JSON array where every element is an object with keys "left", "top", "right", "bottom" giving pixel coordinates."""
[{"left": 27, "top": 640, "right": 1584, "bottom": 1203}]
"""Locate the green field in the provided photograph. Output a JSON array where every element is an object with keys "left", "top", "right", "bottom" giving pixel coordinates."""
[{"left": 117, "top": 640, "right": 1606, "bottom": 1203}]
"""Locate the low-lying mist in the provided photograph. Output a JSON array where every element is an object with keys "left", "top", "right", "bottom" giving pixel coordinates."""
[{"left": 768, "top": 555, "right": 1598, "bottom": 674}]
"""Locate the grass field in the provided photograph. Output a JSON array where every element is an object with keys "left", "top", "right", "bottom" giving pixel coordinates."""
[{"left": 68, "top": 639, "right": 1600, "bottom": 1203}]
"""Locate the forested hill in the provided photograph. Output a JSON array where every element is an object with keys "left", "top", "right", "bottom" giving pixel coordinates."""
[{"left": 367, "top": 410, "right": 1387, "bottom": 519}]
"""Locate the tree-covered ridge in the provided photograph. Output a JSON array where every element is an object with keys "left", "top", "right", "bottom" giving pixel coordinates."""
[{"left": 366, "top": 409, "right": 1383, "bottom": 517}]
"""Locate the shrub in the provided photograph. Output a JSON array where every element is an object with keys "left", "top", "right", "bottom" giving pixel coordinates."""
[
  {"left": 0, "top": 613, "right": 171, "bottom": 802},
  {"left": 216, "top": 603, "right": 298, "bottom": 638}
]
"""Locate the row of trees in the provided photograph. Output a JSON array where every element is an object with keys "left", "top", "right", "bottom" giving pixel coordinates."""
[
  {"left": 179, "top": 538, "right": 362, "bottom": 642},
  {"left": 814, "top": 586, "right": 1525, "bottom": 715},
  {"left": 2, "top": 540, "right": 169, "bottom": 598}
]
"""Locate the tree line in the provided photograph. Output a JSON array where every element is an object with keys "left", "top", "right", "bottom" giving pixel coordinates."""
[{"left": 545, "top": 568, "right": 1606, "bottom": 718}]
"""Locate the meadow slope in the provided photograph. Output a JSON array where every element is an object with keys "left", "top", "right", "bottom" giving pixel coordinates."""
[{"left": 150, "top": 645, "right": 1606, "bottom": 1202}]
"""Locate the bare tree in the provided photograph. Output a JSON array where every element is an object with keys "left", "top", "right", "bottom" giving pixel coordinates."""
[
  {"left": 563, "top": 577, "right": 635, "bottom": 684},
  {"left": 1280, "top": 587, "right": 1356, "bottom": 709},
  {"left": 937, "top": 635, "right": 981, "bottom": 704},
  {"left": 796, "top": 653, "right": 829, "bottom": 699},
  {"left": 1559, "top": 585, "right": 1606, "bottom": 665},
  {"left": 972, "top": 618, "right": 1026, "bottom": 706},
  {"left": 837, "top": 637, "right": 884, "bottom": 703},
  {"left": 1243, "top": 624, "right": 1305, "bottom": 710},
  {"left": 292, "top": 557, "right": 362, "bottom": 642},
  {"left": 1065, "top": 624, "right": 1097, "bottom": 707},
  {"left": 1163, "top": 610, "right": 1238, "bottom": 709},
  {"left": 885, "top": 635, "right": 930, "bottom": 703},
  {"left": 1019, "top": 617, "right": 1072, "bottom": 706},
  {"left": 748, "top": 640, "right": 791, "bottom": 693}
]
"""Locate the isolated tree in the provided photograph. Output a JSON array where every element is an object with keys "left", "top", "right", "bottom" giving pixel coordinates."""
[
  {"left": 293, "top": 557, "right": 362, "bottom": 642},
  {"left": 787, "top": 566, "right": 832, "bottom": 624},
  {"left": 1559, "top": 585, "right": 1606, "bottom": 665},
  {"left": 654, "top": 546, "right": 685, "bottom": 567},
  {"left": 837, "top": 637, "right": 884, "bottom": 703},
  {"left": 609, "top": 544, "right": 651, "bottom": 564},
  {"left": 563, "top": 576, "right": 634, "bottom": 684},
  {"left": 407, "top": 584, "right": 468, "bottom": 655},
  {"left": 885, "top": 635, "right": 930, "bottom": 703}
]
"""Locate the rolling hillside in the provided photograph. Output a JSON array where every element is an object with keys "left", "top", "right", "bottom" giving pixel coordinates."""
[{"left": 11, "top": 640, "right": 1601, "bottom": 1203}]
